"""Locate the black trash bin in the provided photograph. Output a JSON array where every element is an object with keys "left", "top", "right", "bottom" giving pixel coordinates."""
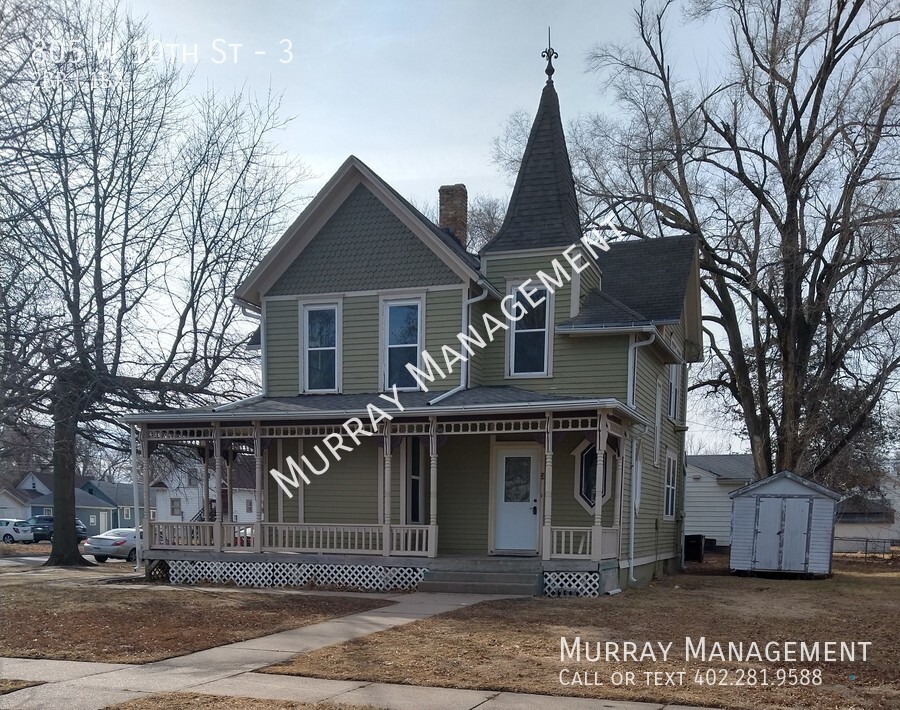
[{"left": 685, "top": 534, "right": 705, "bottom": 562}]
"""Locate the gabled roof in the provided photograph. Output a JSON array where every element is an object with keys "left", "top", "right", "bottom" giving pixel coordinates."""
[
  {"left": 481, "top": 76, "right": 581, "bottom": 253},
  {"left": 0, "top": 487, "right": 36, "bottom": 504},
  {"left": 81, "top": 480, "right": 148, "bottom": 507},
  {"left": 687, "top": 454, "right": 756, "bottom": 482},
  {"left": 729, "top": 470, "right": 842, "bottom": 500},
  {"left": 235, "top": 156, "right": 490, "bottom": 306},
  {"left": 559, "top": 236, "right": 698, "bottom": 329},
  {"left": 29, "top": 489, "right": 118, "bottom": 509}
]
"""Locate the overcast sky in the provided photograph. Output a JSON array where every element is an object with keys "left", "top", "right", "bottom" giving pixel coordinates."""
[{"left": 125, "top": 0, "right": 744, "bottom": 451}]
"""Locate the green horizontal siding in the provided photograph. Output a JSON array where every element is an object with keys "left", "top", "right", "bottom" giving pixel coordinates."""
[
  {"left": 343, "top": 296, "right": 379, "bottom": 392},
  {"left": 265, "top": 300, "right": 299, "bottom": 396},
  {"left": 303, "top": 438, "right": 379, "bottom": 524},
  {"left": 423, "top": 289, "right": 464, "bottom": 393},
  {"left": 437, "top": 435, "right": 490, "bottom": 554}
]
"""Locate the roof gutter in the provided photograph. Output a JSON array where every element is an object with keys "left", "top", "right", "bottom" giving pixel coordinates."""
[{"left": 429, "top": 283, "right": 492, "bottom": 406}]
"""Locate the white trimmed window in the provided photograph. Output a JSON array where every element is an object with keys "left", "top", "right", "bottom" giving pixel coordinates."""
[
  {"left": 170, "top": 498, "right": 182, "bottom": 516},
  {"left": 303, "top": 303, "right": 340, "bottom": 393},
  {"left": 149, "top": 509, "right": 156, "bottom": 520},
  {"left": 123, "top": 507, "right": 131, "bottom": 520},
  {"left": 383, "top": 299, "right": 422, "bottom": 390},
  {"left": 572, "top": 440, "right": 612, "bottom": 513},
  {"left": 245, "top": 499, "right": 253, "bottom": 514},
  {"left": 664, "top": 450, "right": 677, "bottom": 519},
  {"left": 508, "top": 284, "right": 550, "bottom": 376},
  {"left": 668, "top": 363, "right": 682, "bottom": 420},
  {"left": 43, "top": 507, "right": 52, "bottom": 515}
]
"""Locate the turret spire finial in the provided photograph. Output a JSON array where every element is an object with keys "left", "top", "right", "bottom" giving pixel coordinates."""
[{"left": 542, "top": 27, "right": 558, "bottom": 81}]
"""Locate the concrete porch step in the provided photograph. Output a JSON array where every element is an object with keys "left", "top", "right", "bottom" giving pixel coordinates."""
[
  {"left": 427, "top": 557, "right": 542, "bottom": 573},
  {"left": 419, "top": 568, "right": 542, "bottom": 595}
]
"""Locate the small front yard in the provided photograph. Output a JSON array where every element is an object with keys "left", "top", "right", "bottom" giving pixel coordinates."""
[
  {"left": 266, "top": 556, "right": 900, "bottom": 710},
  {"left": 0, "top": 578, "right": 390, "bottom": 664},
  {"left": 0, "top": 679, "right": 43, "bottom": 695}
]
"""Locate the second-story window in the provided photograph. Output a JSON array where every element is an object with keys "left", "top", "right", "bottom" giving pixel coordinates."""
[
  {"left": 303, "top": 304, "right": 339, "bottom": 392},
  {"left": 509, "top": 286, "right": 550, "bottom": 376},
  {"left": 384, "top": 299, "right": 421, "bottom": 390}
]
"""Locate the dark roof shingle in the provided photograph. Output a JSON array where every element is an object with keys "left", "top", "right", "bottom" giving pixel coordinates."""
[{"left": 482, "top": 78, "right": 582, "bottom": 253}]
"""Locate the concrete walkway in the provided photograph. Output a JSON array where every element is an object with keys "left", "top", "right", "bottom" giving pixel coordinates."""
[{"left": 0, "top": 592, "right": 716, "bottom": 710}]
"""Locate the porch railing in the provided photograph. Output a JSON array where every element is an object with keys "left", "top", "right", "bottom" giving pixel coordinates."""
[
  {"left": 262, "top": 524, "right": 383, "bottom": 554},
  {"left": 390, "top": 525, "right": 430, "bottom": 556},
  {"left": 149, "top": 521, "right": 215, "bottom": 549},
  {"left": 222, "top": 522, "right": 254, "bottom": 549},
  {"left": 550, "top": 526, "right": 593, "bottom": 559}
]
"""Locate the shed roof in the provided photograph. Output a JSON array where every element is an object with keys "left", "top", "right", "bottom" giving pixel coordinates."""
[{"left": 729, "top": 470, "right": 842, "bottom": 500}]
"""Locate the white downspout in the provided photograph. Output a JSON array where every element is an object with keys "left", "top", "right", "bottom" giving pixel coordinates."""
[
  {"left": 429, "top": 281, "right": 491, "bottom": 405},
  {"left": 627, "top": 330, "right": 656, "bottom": 408},
  {"left": 629, "top": 424, "right": 648, "bottom": 584}
]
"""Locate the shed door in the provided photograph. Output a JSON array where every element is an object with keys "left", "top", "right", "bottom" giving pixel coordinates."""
[
  {"left": 754, "top": 497, "right": 782, "bottom": 569},
  {"left": 781, "top": 498, "right": 811, "bottom": 571}
]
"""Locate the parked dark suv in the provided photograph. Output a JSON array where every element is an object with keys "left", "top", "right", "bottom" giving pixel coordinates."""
[{"left": 27, "top": 515, "right": 88, "bottom": 543}]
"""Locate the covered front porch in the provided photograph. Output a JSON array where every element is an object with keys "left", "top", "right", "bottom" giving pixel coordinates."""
[{"left": 128, "top": 393, "right": 643, "bottom": 593}]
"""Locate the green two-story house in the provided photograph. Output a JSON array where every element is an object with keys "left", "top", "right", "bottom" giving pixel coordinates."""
[{"left": 125, "top": 61, "right": 702, "bottom": 596}]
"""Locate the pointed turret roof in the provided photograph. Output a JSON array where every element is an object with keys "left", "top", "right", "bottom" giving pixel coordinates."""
[{"left": 482, "top": 63, "right": 581, "bottom": 253}]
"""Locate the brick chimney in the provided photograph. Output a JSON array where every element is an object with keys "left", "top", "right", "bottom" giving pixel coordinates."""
[{"left": 438, "top": 184, "right": 467, "bottom": 248}]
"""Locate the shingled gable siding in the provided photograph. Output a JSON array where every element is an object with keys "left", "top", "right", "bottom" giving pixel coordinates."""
[
  {"left": 266, "top": 184, "right": 462, "bottom": 296},
  {"left": 265, "top": 300, "right": 300, "bottom": 395},
  {"left": 475, "top": 254, "right": 628, "bottom": 396}
]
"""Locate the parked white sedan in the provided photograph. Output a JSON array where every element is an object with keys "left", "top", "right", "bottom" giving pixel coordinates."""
[
  {"left": 84, "top": 528, "right": 138, "bottom": 563},
  {"left": 0, "top": 519, "right": 33, "bottom": 543}
]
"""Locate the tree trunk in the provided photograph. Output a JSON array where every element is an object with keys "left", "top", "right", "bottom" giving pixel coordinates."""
[{"left": 45, "top": 369, "right": 93, "bottom": 566}]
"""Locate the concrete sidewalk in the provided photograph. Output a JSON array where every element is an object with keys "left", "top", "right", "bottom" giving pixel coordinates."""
[{"left": 0, "top": 591, "right": 716, "bottom": 710}]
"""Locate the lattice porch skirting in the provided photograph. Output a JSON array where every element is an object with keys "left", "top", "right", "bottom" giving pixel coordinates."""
[
  {"left": 543, "top": 571, "right": 601, "bottom": 597},
  {"left": 167, "top": 559, "right": 426, "bottom": 591}
]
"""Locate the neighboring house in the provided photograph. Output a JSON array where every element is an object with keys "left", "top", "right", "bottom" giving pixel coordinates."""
[
  {"left": 124, "top": 57, "right": 703, "bottom": 596},
  {"left": 152, "top": 461, "right": 256, "bottom": 524},
  {"left": 684, "top": 454, "right": 756, "bottom": 548},
  {"left": 79, "top": 480, "right": 156, "bottom": 529},
  {"left": 28, "top": 489, "right": 118, "bottom": 537},
  {"left": 885, "top": 458, "right": 900, "bottom": 544},
  {"left": 0, "top": 486, "right": 41, "bottom": 520},
  {"left": 833, "top": 495, "right": 895, "bottom": 552}
]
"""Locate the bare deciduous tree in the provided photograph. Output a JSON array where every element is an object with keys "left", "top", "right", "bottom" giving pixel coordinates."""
[
  {"left": 0, "top": 0, "right": 304, "bottom": 564},
  {"left": 492, "top": 0, "right": 900, "bottom": 484}
]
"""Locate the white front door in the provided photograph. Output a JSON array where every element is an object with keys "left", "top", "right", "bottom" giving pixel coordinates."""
[
  {"left": 493, "top": 447, "right": 539, "bottom": 552},
  {"left": 99, "top": 511, "right": 108, "bottom": 533}
]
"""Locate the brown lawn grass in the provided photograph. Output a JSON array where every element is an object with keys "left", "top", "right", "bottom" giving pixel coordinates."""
[
  {"left": 0, "top": 579, "right": 390, "bottom": 664},
  {"left": 266, "top": 556, "right": 900, "bottom": 710},
  {"left": 109, "top": 693, "right": 381, "bottom": 709},
  {"left": 1, "top": 541, "right": 60, "bottom": 557},
  {"left": 0, "top": 679, "right": 43, "bottom": 695}
]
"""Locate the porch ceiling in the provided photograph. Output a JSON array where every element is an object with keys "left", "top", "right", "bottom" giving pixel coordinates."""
[{"left": 122, "top": 385, "right": 647, "bottom": 427}]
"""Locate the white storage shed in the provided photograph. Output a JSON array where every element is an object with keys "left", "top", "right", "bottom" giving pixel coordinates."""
[{"left": 729, "top": 470, "right": 841, "bottom": 575}]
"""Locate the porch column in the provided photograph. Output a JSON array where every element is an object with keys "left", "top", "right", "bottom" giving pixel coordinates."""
[
  {"left": 592, "top": 411, "right": 609, "bottom": 561},
  {"left": 253, "top": 421, "right": 263, "bottom": 552},
  {"left": 226, "top": 449, "right": 234, "bottom": 525},
  {"left": 382, "top": 424, "right": 392, "bottom": 557},
  {"left": 213, "top": 424, "right": 223, "bottom": 551},
  {"left": 202, "top": 448, "right": 210, "bottom": 522},
  {"left": 141, "top": 427, "right": 151, "bottom": 554},
  {"left": 428, "top": 417, "right": 438, "bottom": 558},
  {"left": 541, "top": 413, "right": 553, "bottom": 561}
]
